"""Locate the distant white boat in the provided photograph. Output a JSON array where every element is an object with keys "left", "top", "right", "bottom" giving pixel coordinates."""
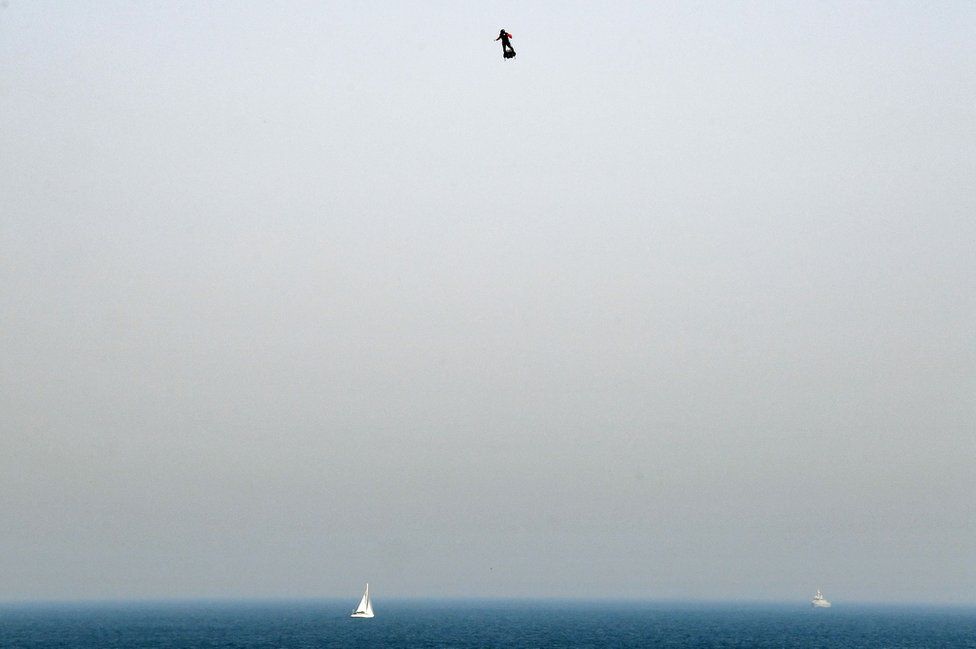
[
  {"left": 350, "top": 583, "right": 374, "bottom": 618},
  {"left": 811, "top": 589, "right": 831, "bottom": 608}
]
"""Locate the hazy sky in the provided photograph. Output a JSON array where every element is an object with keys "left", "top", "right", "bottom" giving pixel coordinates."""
[{"left": 2, "top": 1, "right": 974, "bottom": 604}]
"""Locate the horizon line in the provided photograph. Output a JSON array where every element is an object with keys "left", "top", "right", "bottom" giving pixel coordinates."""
[{"left": 2, "top": 596, "right": 974, "bottom": 608}]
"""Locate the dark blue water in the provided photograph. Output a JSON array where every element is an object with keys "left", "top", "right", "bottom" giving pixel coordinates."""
[{"left": 2, "top": 600, "right": 975, "bottom": 648}]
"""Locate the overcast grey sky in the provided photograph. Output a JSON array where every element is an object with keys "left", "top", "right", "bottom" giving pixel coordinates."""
[{"left": 2, "top": 1, "right": 974, "bottom": 604}]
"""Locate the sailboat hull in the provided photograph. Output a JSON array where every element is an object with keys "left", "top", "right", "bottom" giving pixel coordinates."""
[{"left": 350, "top": 612, "right": 374, "bottom": 618}]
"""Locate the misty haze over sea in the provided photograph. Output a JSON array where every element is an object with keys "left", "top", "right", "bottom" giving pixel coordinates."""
[{"left": 1, "top": 0, "right": 974, "bottom": 616}]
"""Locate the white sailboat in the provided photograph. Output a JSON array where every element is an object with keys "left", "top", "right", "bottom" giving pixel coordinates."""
[
  {"left": 350, "top": 583, "right": 374, "bottom": 618},
  {"left": 811, "top": 589, "right": 831, "bottom": 608}
]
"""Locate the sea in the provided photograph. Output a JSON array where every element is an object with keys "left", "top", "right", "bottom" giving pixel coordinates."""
[{"left": 2, "top": 600, "right": 975, "bottom": 648}]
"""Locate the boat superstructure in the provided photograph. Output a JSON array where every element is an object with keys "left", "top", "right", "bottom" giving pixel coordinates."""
[{"left": 811, "top": 589, "right": 831, "bottom": 608}]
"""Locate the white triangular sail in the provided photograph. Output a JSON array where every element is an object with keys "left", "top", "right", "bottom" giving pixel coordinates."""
[
  {"left": 355, "top": 587, "right": 369, "bottom": 613},
  {"left": 351, "top": 583, "right": 374, "bottom": 618},
  {"left": 363, "top": 592, "right": 374, "bottom": 617}
]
